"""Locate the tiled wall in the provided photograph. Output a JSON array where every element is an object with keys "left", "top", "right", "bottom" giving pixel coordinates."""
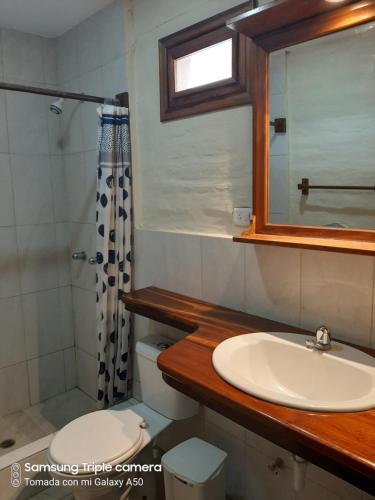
[
  {"left": 55, "top": 0, "right": 129, "bottom": 400},
  {"left": 0, "top": 29, "right": 74, "bottom": 417},
  {"left": 133, "top": 229, "right": 374, "bottom": 500},
  {"left": 0, "top": 0, "right": 129, "bottom": 413}
]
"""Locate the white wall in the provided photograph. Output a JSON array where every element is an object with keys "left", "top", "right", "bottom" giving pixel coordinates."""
[
  {"left": 127, "top": 0, "right": 252, "bottom": 236},
  {"left": 127, "top": 0, "right": 375, "bottom": 499},
  {"left": 55, "top": 0, "right": 129, "bottom": 400},
  {"left": 0, "top": 29, "right": 75, "bottom": 417}
]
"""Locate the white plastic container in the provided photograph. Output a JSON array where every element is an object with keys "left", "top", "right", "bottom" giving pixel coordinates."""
[{"left": 162, "top": 438, "right": 227, "bottom": 500}]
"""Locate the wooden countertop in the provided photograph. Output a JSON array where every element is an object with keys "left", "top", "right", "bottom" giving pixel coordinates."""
[{"left": 122, "top": 287, "right": 375, "bottom": 495}]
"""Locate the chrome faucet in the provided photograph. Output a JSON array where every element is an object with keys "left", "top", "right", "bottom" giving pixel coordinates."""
[{"left": 305, "top": 326, "right": 332, "bottom": 351}]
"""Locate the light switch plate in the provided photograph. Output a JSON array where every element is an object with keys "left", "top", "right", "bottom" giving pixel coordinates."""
[{"left": 233, "top": 207, "right": 251, "bottom": 227}]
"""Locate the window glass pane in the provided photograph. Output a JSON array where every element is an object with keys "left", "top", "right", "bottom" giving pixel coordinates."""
[{"left": 175, "top": 38, "right": 233, "bottom": 92}]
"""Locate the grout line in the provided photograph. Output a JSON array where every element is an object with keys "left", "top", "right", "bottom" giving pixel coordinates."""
[{"left": 0, "top": 284, "right": 73, "bottom": 301}]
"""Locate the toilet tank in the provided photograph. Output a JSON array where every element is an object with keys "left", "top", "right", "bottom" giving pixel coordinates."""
[{"left": 136, "top": 335, "right": 199, "bottom": 420}]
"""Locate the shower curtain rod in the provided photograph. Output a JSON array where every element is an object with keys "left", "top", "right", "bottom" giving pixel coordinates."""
[{"left": 0, "top": 81, "right": 129, "bottom": 107}]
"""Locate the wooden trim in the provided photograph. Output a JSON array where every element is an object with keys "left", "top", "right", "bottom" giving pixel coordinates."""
[
  {"left": 159, "top": 2, "right": 255, "bottom": 122},
  {"left": 227, "top": 0, "right": 359, "bottom": 40},
  {"left": 234, "top": 232, "right": 375, "bottom": 255},
  {"left": 227, "top": 0, "right": 375, "bottom": 253},
  {"left": 255, "top": 0, "right": 375, "bottom": 52},
  {"left": 253, "top": 45, "right": 269, "bottom": 232},
  {"left": 122, "top": 287, "right": 375, "bottom": 495}
]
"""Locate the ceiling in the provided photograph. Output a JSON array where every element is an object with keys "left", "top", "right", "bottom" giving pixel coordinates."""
[{"left": 0, "top": 0, "right": 114, "bottom": 38}]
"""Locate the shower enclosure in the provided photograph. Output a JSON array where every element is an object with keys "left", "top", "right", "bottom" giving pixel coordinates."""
[{"left": 0, "top": 78, "right": 128, "bottom": 498}]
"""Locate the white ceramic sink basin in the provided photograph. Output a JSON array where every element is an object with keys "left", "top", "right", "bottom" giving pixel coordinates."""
[{"left": 212, "top": 332, "right": 375, "bottom": 412}]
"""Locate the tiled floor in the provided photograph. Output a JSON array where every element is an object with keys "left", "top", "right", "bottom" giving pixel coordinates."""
[
  {"left": 0, "top": 389, "right": 96, "bottom": 457},
  {"left": 29, "top": 486, "right": 74, "bottom": 499}
]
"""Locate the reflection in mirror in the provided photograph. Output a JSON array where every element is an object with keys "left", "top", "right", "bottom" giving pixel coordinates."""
[{"left": 268, "top": 22, "right": 375, "bottom": 229}]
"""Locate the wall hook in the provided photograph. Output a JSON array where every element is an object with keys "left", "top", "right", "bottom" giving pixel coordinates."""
[{"left": 270, "top": 117, "right": 287, "bottom": 133}]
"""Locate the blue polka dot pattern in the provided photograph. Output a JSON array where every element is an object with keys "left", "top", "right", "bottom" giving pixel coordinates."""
[
  {"left": 96, "top": 105, "right": 132, "bottom": 409},
  {"left": 100, "top": 194, "right": 108, "bottom": 207}
]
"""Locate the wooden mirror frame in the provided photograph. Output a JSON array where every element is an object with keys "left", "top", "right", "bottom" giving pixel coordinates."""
[{"left": 228, "top": 0, "right": 375, "bottom": 255}]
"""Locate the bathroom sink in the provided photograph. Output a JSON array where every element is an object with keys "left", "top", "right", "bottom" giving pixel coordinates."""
[{"left": 212, "top": 332, "right": 375, "bottom": 412}]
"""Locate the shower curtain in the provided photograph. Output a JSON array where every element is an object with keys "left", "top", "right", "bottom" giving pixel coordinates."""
[{"left": 96, "top": 105, "right": 132, "bottom": 408}]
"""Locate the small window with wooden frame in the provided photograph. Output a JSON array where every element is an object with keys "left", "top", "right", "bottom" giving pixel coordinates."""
[{"left": 159, "top": 2, "right": 256, "bottom": 122}]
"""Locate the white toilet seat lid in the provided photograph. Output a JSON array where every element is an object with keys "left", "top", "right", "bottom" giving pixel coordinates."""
[{"left": 49, "top": 409, "right": 145, "bottom": 472}]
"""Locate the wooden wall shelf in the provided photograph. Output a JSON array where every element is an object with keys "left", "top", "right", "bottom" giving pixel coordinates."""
[
  {"left": 233, "top": 232, "right": 375, "bottom": 255},
  {"left": 122, "top": 287, "right": 375, "bottom": 495}
]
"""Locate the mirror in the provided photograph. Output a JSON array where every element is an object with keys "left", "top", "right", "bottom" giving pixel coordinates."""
[{"left": 268, "top": 22, "right": 375, "bottom": 230}]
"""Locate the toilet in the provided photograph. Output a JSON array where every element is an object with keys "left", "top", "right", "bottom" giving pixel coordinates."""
[{"left": 47, "top": 335, "right": 199, "bottom": 500}]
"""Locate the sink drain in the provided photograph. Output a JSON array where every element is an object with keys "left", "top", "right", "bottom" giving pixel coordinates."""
[{"left": 0, "top": 439, "right": 15, "bottom": 449}]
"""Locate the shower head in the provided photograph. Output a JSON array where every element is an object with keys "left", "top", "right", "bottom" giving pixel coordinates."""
[{"left": 50, "top": 98, "right": 64, "bottom": 115}]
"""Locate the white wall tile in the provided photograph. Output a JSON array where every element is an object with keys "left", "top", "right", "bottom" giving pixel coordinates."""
[
  {"left": 77, "top": 13, "right": 106, "bottom": 74},
  {"left": 64, "top": 153, "right": 92, "bottom": 222},
  {"left": 60, "top": 92, "right": 83, "bottom": 154},
  {"left": 70, "top": 223, "right": 96, "bottom": 291},
  {"left": 2, "top": 29, "right": 44, "bottom": 83},
  {"left": 6, "top": 92, "right": 49, "bottom": 155},
  {"left": 305, "top": 464, "right": 363, "bottom": 500},
  {"left": 246, "top": 429, "right": 291, "bottom": 463},
  {"left": 28, "top": 351, "right": 65, "bottom": 404},
  {"left": 162, "top": 232, "right": 202, "bottom": 299},
  {"left": 11, "top": 155, "right": 54, "bottom": 225},
  {"left": 0, "top": 362, "right": 29, "bottom": 417},
  {"left": 203, "top": 407, "right": 246, "bottom": 441},
  {"left": 55, "top": 223, "right": 72, "bottom": 286},
  {"left": 83, "top": 150, "right": 98, "bottom": 224},
  {"left": 42, "top": 38, "right": 58, "bottom": 85},
  {"left": 201, "top": 235, "right": 245, "bottom": 310},
  {"left": 59, "top": 287, "right": 75, "bottom": 349},
  {"left": 245, "top": 244, "right": 301, "bottom": 326},
  {"left": 100, "top": 0, "right": 127, "bottom": 64},
  {"left": 245, "top": 444, "right": 295, "bottom": 500},
  {"left": 0, "top": 92, "right": 9, "bottom": 153},
  {"left": 0, "top": 154, "right": 15, "bottom": 226},
  {"left": 204, "top": 422, "right": 247, "bottom": 500},
  {"left": 76, "top": 348, "right": 97, "bottom": 400},
  {"left": 0, "top": 296, "right": 26, "bottom": 369},
  {"left": 63, "top": 347, "right": 77, "bottom": 391},
  {"left": 301, "top": 251, "right": 373, "bottom": 346},
  {"left": 56, "top": 29, "right": 80, "bottom": 83},
  {"left": 133, "top": 314, "right": 151, "bottom": 346},
  {"left": 134, "top": 229, "right": 164, "bottom": 289},
  {"left": 72, "top": 287, "right": 97, "bottom": 357},
  {"left": 156, "top": 415, "right": 204, "bottom": 454},
  {"left": 17, "top": 224, "right": 59, "bottom": 293},
  {"left": 0, "top": 227, "right": 20, "bottom": 298},
  {"left": 101, "top": 56, "right": 128, "bottom": 97},
  {"left": 80, "top": 68, "right": 103, "bottom": 151},
  {"left": 50, "top": 156, "right": 68, "bottom": 222},
  {"left": 22, "top": 287, "right": 74, "bottom": 360}
]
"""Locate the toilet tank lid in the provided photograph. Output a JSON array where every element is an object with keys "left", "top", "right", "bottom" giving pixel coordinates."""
[
  {"left": 161, "top": 438, "right": 227, "bottom": 485},
  {"left": 136, "top": 334, "right": 175, "bottom": 362}
]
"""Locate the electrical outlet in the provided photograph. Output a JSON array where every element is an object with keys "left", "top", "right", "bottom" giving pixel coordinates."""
[{"left": 233, "top": 207, "right": 251, "bottom": 227}]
